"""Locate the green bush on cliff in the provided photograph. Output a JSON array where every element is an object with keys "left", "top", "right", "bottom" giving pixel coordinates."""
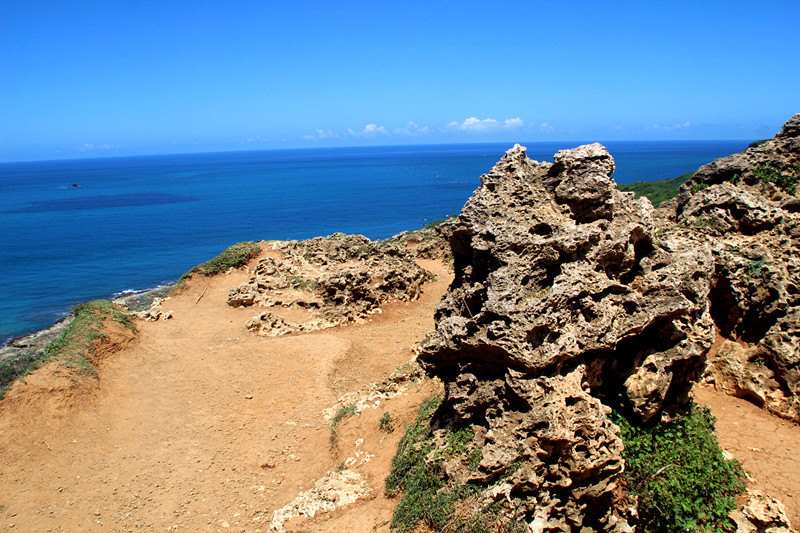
[
  {"left": 386, "top": 395, "right": 524, "bottom": 533},
  {"left": 754, "top": 163, "right": 798, "bottom": 195},
  {"left": 0, "top": 300, "right": 136, "bottom": 396},
  {"left": 613, "top": 404, "right": 746, "bottom": 533},
  {"left": 178, "top": 241, "right": 261, "bottom": 283},
  {"left": 617, "top": 171, "right": 695, "bottom": 207}
]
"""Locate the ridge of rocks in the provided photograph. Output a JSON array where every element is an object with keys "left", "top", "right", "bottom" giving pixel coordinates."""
[
  {"left": 227, "top": 233, "right": 435, "bottom": 336},
  {"left": 669, "top": 113, "right": 800, "bottom": 423},
  {"left": 413, "top": 114, "right": 800, "bottom": 531}
]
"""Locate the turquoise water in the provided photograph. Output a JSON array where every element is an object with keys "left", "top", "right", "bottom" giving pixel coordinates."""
[{"left": 0, "top": 140, "right": 747, "bottom": 342}]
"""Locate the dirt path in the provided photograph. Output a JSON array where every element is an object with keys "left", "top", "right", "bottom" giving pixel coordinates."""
[
  {"left": 693, "top": 384, "right": 800, "bottom": 527},
  {"left": 0, "top": 255, "right": 452, "bottom": 532}
]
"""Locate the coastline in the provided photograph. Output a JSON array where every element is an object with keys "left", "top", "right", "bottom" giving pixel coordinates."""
[{"left": 0, "top": 282, "right": 175, "bottom": 362}]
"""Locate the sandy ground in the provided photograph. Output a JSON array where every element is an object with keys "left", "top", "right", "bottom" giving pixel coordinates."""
[
  {"left": 0, "top": 253, "right": 451, "bottom": 533},
  {"left": 1, "top": 248, "right": 798, "bottom": 531},
  {"left": 693, "top": 384, "right": 800, "bottom": 527}
]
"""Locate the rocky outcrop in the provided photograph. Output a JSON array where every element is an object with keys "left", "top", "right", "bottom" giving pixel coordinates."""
[
  {"left": 416, "top": 142, "right": 718, "bottom": 531},
  {"left": 668, "top": 114, "right": 800, "bottom": 422},
  {"left": 386, "top": 217, "right": 456, "bottom": 260},
  {"left": 135, "top": 297, "right": 174, "bottom": 321},
  {"left": 268, "top": 469, "right": 372, "bottom": 533},
  {"left": 732, "top": 490, "right": 794, "bottom": 533},
  {"left": 228, "top": 234, "right": 431, "bottom": 335},
  {"left": 680, "top": 114, "right": 799, "bottom": 193}
]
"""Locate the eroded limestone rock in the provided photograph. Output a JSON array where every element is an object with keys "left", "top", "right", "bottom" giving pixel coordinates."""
[
  {"left": 228, "top": 234, "right": 431, "bottom": 336},
  {"left": 268, "top": 469, "right": 371, "bottom": 533},
  {"left": 671, "top": 114, "right": 800, "bottom": 422},
  {"left": 416, "top": 142, "right": 716, "bottom": 530},
  {"left": 732, "top": 490, "right": 794, "bottom": 533}
]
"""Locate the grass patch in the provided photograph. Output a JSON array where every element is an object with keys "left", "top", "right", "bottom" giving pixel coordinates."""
[
  {"left": 178, "top": 241, "right": 261, "bottom": 283},
  {"left": 618, "top": 171, "right": 695, "bottom": 207},
  {"left": 331, "top": 405, "right": 357, "bottom": 430},
  {"left": 613, "top": 404, "right": 746, "bottom": 533},
  {"left": 422, "top": 218, "right": 447, "bottom": 230},
  {"left": 748, "top": 139, "right": 771, "bottom": 149},
  {"left": 0, "top": 300, "right": 136, "bottom": 397},
  {"left": 289, "top": 275, "right": 317, "bottom": 291},
  {"left": 693, "top": 216, "right": 724, "bottom": 233},
  {"left": 386, "top": 395, "right": 523, "bottom": 532}
]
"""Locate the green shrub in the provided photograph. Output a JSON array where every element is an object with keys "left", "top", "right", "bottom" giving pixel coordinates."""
[
  {"left": 0, "top": 300, "right": 136, "bottom": 396},
  {"left": 746, "top": 258, "right": 767, "bottom": 278},
  {"left": 379, "top": 412, "right": 394, "bottom": 432},
  {"left": 178, "top": 241, "right": 261, "bottom": 283},
  {"left": 612, "top": 404, "right": 746, "bottom": 533},
  {"left": 693, "top": 217, "right": 724, "bottom": 233},
  {"left": 386, "top": 395, "right": 524, "bottom": 533},
  {"left": 618, "top": 171, "right": 695, "bottom": 207},
  {"left": 754, "top": 164, "right": 798, "bottom": 195}
]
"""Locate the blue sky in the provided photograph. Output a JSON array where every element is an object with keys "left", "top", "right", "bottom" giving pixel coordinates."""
[{"left": 1, "top": 1, "right": 798, "bottom": 161}]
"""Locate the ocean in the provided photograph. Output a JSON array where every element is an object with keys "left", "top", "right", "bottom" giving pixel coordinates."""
[{"left": 0, "top": 140, "right": 748, "bottom": 343}]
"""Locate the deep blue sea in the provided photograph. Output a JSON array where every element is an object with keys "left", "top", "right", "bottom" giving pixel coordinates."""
[{"left": 0, "top": 140, "right": 748, "bottom": 343}]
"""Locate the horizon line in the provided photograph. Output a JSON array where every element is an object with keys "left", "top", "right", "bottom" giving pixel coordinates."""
[{"left": 0, "top": 137, "right": 757, "bottom": 165}]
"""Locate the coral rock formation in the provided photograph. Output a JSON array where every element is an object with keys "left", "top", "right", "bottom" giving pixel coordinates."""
[
  {"left": 671, "top": 114, "right": 800, "bottom": 422},
  {"left": 417, "top": 142, "right": 718, "bottom": 530},
  {"left": 228, "top": 234, "right": 431, "bottom": 335}
]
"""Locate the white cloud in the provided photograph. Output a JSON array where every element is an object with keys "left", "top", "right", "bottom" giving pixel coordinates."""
[
  {"left": 446, "top": 117, "right": 524, "bottom": 132},
  {"left": 245, "top": 136, "right": 268, "bottom": 143},
  {"left": 540, "top": 121, "right": 554, "bottom": 132},
  {"left": 648, "top": 121, "right": 692, "bottom": 131},
  {"left": 348, "top": 123, "right": 389, "bottom": 137},
  {"left": 393, "top": 121, "right": 430, "bottom": 136},
  {"left": 78, "top": 143, "right": 114, "bottom": 151},
  {"left": 302, "top": 129, "right": 336, "bottom": 140}
]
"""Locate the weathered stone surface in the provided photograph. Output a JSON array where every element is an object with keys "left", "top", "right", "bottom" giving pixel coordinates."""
[
  {"left": 245, "top": 312, "right": 302, "bottom": 337},
  {"left": 268, "top": 469, "right": 371, "bottom": 533},
  {"left": 671, "top": 114, "right": 800, "bottom": 422},
  {"left": 417, "top": 142, "right": 716, "bottom": 530},
  {"left": 135, "top": 297, "right": 174, "bottom": 321},
  {"left": 677, "top": 113, "right": 800, "bottom": 195},
  {"left": 228, "top": 234, "right": 431, "bottom": 335},
  {"left": 679, "top": 182, "right": 784, "bottom": 235},
  {"left": 732, "top": 490, "right": 794, "bottom": 533}
]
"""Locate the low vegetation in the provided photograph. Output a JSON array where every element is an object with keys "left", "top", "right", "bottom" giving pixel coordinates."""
[
  {"left": 178, "top": 241, "right": 261, "bottom": 283},
  {"left": 617, "top": 171, "right": 695, "bottom": 207},
  {"left": 379, "top": 412, "right": 394, "bottom": 432},
  {"left": 0, "top": 300, "right": 136, "bottom": 397},
  {"left": 388, "top": 215, "right": 456, "bottom": 245},
  {"left": 331, "top": 405, "right": 356, "bottom": 429},
  {"left": 386, "top": 395, "right": 524, "bottom": 533},
  {"left": 754, "top": 163, "right": 798, "bottom": 195},
  {"left": 387, "top": 396, "right": 745, "bottom": 533},
  {"left": 612, "top": 404, "right": 746, "bottom": 533},
  {"left": 748, "top": 139, "right": 771, "bottom": 149},
  {"left": 422, "top": 216, "right": 455, "bottom": 231}
]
